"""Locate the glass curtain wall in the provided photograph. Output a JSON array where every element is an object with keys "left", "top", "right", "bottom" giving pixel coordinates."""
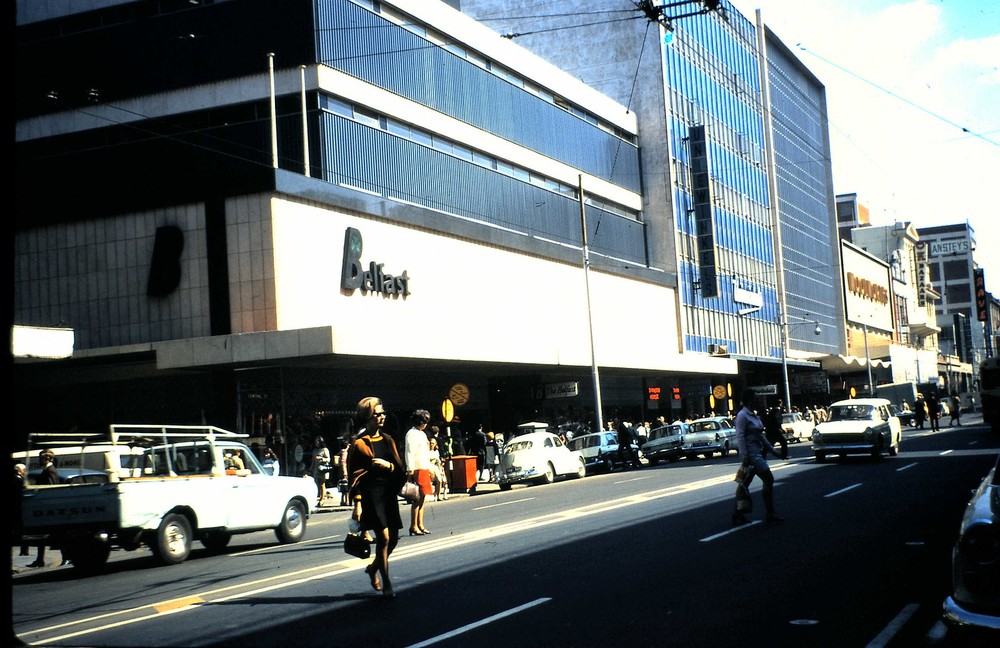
[
  {"left": 766, "top": 37, "right": 840, "bottom": 357},
  {"left": 666, "top": 6, "right": 777, "bottom": 357}
]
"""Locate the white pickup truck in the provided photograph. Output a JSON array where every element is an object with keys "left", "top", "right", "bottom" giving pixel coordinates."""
[{"left": 19, "top": 425, "right": 316, "bottom": 572}]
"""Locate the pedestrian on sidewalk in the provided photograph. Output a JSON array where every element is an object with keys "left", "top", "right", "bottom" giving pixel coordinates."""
[
  {"left": 404, "top": 409, "right": 433, "bottom": 536},
  {"left": 949, "top": 393, "right": 962, "bottom": 426}
]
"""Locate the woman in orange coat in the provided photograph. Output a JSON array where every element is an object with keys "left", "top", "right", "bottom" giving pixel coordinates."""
[{"left": 348, "top": 396, "right": 405, "bottom": 597}]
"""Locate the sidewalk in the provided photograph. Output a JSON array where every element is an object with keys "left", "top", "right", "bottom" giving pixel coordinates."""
[{"left": 314, "top": 474, "right": 501, "bottom": 512}]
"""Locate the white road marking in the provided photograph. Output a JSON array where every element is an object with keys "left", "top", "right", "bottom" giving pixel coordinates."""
[
  {"left": 229, "top": 534, "right": 335, "bottom": 556},
  {"left": 939, "top": 449, "right": 954, "bottom": 456},
  {"left": 825, "top": 483, "right": 863, "bottom": 498},
  {"left": 866, "top": 603, "right": 919, "bottom": 648},
  {"left": 700, "top": 520, "right": 762, "bottom": 541},
  {"left": 895, "top": 462, "right": 919, "bottom": 472},
  {"left": 613, "top": 475, "right": 653, "bottom": 484},
  {"left": 405, "top": 598, "right": 551, "bottom": 648},
  {"left": 473, "top": 497, "right": 534, "bottom": 510}
]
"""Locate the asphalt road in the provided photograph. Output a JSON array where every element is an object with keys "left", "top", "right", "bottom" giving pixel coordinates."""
[{"left": 10, "top": 420, "right": 1000, "bottom": 648}]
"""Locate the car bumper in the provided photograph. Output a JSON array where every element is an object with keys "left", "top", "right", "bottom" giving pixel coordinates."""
[
  {"left": 813, "top": 442, "right": 876, "bottom": 453},
  {"left": 498, "top": 467, "right": 539, "bottom": 484},
  {"left": 683, "top": 443, "right": 723, "bottom": 454},
  {"left": 943, "top": 596, "right": 1000, "bottom": 631},
  {"left": 644, "top": 447, "right": 682, "bottom": 460}
]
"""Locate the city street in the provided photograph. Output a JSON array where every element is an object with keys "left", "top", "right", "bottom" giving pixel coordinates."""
[{"left": 12, "top": 420, "right": 999, "bottom": 648}]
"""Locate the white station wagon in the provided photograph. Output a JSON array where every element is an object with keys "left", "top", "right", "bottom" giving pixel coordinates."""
[{"left": 812, "top": 398, "right": 902, "bottom": 463}]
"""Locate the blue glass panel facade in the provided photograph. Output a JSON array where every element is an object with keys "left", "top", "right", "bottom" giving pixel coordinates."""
[
  {"left": 666, "top": 5, "right": 778, "bottom": 358},
  {"left": 314, "top": 0, "right": 640, "bottom": 193},
  {"left": 320, "top": 113, "right": 646, "bottom": 262}
]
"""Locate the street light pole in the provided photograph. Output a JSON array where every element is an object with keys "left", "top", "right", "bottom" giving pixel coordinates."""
[
  {"left": 778, "top": 306, "right": 821, "bottom": 411},
  {"left": 863, "top": 322, "right": 874, "bottom": 397},
  {"left": 779, "top": 310, "right": 792, "bottom": 412},
  {"left": 578, "top": 175, "right": 604, "bottom": 434}
]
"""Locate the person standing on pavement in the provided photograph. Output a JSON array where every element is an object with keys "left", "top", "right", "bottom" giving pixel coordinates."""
[
  {"left": 913, "top": 394, "right": 926, "bottom": 429},
  {"left": 348, "top": 396, "right": 405, "bottom": 598},
  {"left": 764, "top": 402, "right": 789, "bottom": 460},
  {"left": 29, "top": 451, "right": 62, "bottom": 567},
  {"left": 733, "top": 389, "right": 784, "bottom": 526},
  {"left": 927, "top": 393, "right": 941, "bottom": 432},
  {"left": 404, "top": 409, "right": 433, "bottom": 536},
  {"left": 312, "top": 436, "right": 331, "bottom": 506},
  {"left": 616, "top": 419, "right": 638, "bottom": 468},
  {"left": 949, "top": 393, "right": 962, "bottom": 426}
]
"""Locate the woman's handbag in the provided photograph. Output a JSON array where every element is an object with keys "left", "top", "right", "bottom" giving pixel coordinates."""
[
  {"left": 399, "top": 480, "right": 420, "bottom": 502},
  {"left": 344, "top": 533, "right": 371, "bottom": 559}
]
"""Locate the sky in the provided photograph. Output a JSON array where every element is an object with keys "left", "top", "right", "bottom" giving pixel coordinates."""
[{"left": 728, "top": 0, "right": 1000, "bottom": 281}]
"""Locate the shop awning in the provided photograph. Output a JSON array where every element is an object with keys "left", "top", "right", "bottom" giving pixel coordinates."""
[{"left": 820, "top": 354, "right": 892, "bottom": 375}]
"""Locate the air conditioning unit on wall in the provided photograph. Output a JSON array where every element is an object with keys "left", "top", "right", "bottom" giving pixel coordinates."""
[{"left": 707, "top": 344, "right": 729, "bottom": 356}]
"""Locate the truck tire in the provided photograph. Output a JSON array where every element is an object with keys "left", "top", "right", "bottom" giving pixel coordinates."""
[
  {"left": 201, "top": 531, "right": 232, "bottom": 552},
  {"left": 150, "top": 513, "right": 192, "bottom": 565},
  {"left": 64, "top": 538, "right": 111, "bottom": 574},
  {"left": 275, "top": 499, "right": 307, "bottom": 544}
]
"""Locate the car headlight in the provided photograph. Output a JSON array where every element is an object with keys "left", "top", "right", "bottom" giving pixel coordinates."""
[{"left": 958, "top": 523, "right": 1000, "bottom": 566}]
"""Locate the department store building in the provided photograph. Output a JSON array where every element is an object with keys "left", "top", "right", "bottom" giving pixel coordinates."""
[{"left": 14, "top": 0, "right": 737, "bottom": 464}]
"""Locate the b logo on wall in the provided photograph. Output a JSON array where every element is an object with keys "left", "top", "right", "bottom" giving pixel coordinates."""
[{"left": 341, "top": 227, "right": 411, "bottom": 297}]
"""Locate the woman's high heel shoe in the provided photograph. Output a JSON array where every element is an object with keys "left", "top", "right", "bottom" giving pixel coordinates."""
[
  {"left": 364, "top": 564, "right": 382, "bottom": 592},
  {"left": 408, "top": 528, "right": 425, "bottom": 536},
  {"left": 418, "top": 528, "right": 431, "bottom": 535}
]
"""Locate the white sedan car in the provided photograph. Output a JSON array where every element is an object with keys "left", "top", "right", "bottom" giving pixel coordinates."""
[
  {"left": 812, "top": 398, "right": 902, "bottom": 463},
  {"left": 780, "top": 412, "right": 815, "bottom": 442},
  {"left": 498, "top": 431, "right": 586, "bottom": 490}
]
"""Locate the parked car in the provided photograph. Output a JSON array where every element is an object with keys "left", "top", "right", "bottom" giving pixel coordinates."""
[
  {"left": 780, "top": 412, "right": 815, "bottom": 443},
  {"left": 942, "top": 453, "right": 1000, "bottom": 637},
  {"left": 811, "top": 398, "right": 902, "bottom": 463},
  {"left": 890, "top": 404, "right": 915, "bottom": 427},
  {"left": 642, "top": 423, "right": 687, "bottom": 465},
  {"left": 498, "top": 431, "right": 586, "bottom": 490},
  {"left": 566, "top": 431, "right": 637, "bottom": 473},
  {"left": 682, "top": 417, "right": 735, "bottom": 459}
]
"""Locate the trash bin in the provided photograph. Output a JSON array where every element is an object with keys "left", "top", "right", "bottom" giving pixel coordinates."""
[{"left": 448, "top": 455, "right": 478, "bottom": 493}]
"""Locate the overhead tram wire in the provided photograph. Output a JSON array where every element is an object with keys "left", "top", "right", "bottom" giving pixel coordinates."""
[{"left": 797, "top": 43, "right": 999, "bottom": 150}]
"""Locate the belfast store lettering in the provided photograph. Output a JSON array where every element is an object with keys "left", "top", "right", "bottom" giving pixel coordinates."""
[{"left": 341, "top": 227, "right": 411, "bottom": 297}]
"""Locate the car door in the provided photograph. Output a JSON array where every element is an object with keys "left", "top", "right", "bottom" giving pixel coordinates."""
[
  {"left": 550, "top": 434, "right": 576, "bottom": 475},
  {"left": 220, "top": 445, "right": 285, "bottom": 530}
]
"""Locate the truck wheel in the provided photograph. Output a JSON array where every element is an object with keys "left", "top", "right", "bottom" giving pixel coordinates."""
[
  {"left": 201, "top": 531, "right": 232, "bottom": 552},
  {"left": 64, "top": 539, "right": 110, "bottom": 574},
  {"left": 275, "top": 500, "right": 307, "bottom": 544},
  {"left": 151, "top": 513, "right": 192, "bottom": 565}
]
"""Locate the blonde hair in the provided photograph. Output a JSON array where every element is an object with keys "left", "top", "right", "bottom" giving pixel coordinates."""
[{"left": 356, "top": 396, "right": 383, "bottom": 427}]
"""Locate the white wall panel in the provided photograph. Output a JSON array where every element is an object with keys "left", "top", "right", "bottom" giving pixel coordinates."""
[{"left": 267, "top": 196, "right": 682, "bottom": 371}]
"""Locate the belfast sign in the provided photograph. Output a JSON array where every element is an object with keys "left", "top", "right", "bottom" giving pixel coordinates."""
[{"left": 341, "top": 227, "right": 411, "bottom": 297}]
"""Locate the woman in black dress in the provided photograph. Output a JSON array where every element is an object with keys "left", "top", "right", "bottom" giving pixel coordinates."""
[{"left": 348, "top": 396, "right": 405, "bottom": 598}]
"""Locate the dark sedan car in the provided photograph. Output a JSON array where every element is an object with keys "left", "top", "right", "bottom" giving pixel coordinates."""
[{"left": 942, "top": 453, "right": 1000, "bottom": 638}]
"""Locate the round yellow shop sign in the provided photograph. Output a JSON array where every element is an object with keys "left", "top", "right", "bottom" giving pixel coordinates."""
[
  {"left": 449, "top": 383, "right": 470, "bottom": 407},
  {"left": 442, "top": 398, "right": 455, "bottom": 423},
  {"left": 713, "top": 385, "right": 727, "bottom": 400}
]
